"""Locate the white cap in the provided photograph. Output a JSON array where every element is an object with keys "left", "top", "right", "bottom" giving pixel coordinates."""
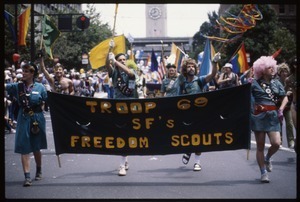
[
  {"left": 16, "top": 73, "right": 23, "bottom": 79},
  {"left": 5, "top": 75, "right": 11, "bottom": 80},
  {"left": 224, "top": 63, "right": 233, "bottom": 69},
  {"left": 16, "top": 68, "right": 23, "bottom": 73},
  {"left": 20, "top": 61, "right": 26, "bottom": 68}
]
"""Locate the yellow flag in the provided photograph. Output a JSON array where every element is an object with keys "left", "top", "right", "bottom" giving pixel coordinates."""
[
  {"left": 170, "top": 42, "right": 177, "bottom": 56},
  {"left": 89, "top": 35, "right": 126, "bottom": 69},
  {"left": 167, "top": 43, "right": 178, "bottom": 65}
]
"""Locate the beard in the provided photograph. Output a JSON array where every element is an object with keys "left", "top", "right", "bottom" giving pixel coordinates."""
[{"left": 187, "top": 69, "right": 195, "bottom": 76}]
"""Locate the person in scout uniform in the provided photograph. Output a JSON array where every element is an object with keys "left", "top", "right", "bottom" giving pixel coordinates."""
[{"left": 5, "top": 62, "right": 48, "bottom": 187}]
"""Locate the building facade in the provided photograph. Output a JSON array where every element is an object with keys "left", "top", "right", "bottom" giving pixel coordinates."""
[
  {"left": 134, "top": 4, "right": 192, "bottom": 60},
  {"left": 145, "top": 4, "right": 167, "bottom": 37}
]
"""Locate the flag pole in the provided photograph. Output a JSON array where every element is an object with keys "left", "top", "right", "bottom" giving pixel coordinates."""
[
  {"left": 228, "top": 41, "right": 243, "bottom": 62},
  {"left": 176, "top": 46, "right": 188, "bottom": 57},
  {"left": 39, "top": 31, "right": 43, "bottom": 50},
  {"left": 39, "top": 15, "right": 44, "bottom": 50},
  {"left": 109, "top": 3, "right": 119, "bottom": 52},
  {"left": 112, "top": 3, "right": 118, "bottom": 38},
  {"left": 57, "top": 155, "right": 61, "bottom": 168},
  {"left": 247, "top": 149, "right": 250, "bottom": 160},
  {"left": 160, "top": 40, "right": 167, "bottom": 74}
]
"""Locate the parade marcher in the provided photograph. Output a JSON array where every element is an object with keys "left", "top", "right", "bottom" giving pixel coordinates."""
[
  {"left": 72, "top": 72, "right": 83, "bottom": 96},
  {"left": 285, "top": 57, "right": 297, "bottom": 152},
  {"left": 5, "top": 62, "right": 48, "bottom": 187},
  {"left": 102, "top": 71, "right": 114, "bottom": 98},
  {"left": 240, "top": 67, "right": 254, "bottom": 85},
  {"left": 106, "top": 43, "right": 139, "bottom": 176},
  {"left": 160, "top": 64, "right": 179, "bottom": 97},
  {"left": 137, "top": 69, "right": 147, "bottom": 98},
  {"left": 178, "top": 52, "right": 221, "bottom": 171},
  {"left": 40, "top": 57, "right": 74, "bottom": 95},
  {"left": 217, "top": 63, "right": 239, "bottom": 89},
  {"left": 4, "top": 96, "right": 16, "bottom": 134},
  {"left": 5, "top": 69, "right": 18, "bottom": 126},
  {"left": 250, "top": 56, "right": 289, "bottom": 183},
  {"left": 276, "top": 63, "right": 295, "bottom": 149}
]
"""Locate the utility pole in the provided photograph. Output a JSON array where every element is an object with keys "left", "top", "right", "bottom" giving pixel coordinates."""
[
  {"left": 14, "top": 4, "right": 18, "bottom": 53},
  {"left": 30, "top": 3, "right": 35, "bottom": 62}
]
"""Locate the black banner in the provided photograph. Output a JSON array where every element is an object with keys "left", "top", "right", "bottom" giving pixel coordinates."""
[{"left": 48, "top": 84, "right": 251, "bottom": 156}]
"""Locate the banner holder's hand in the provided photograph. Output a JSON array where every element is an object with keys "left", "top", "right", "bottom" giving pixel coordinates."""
[
  {"left": 212, "top": 52, "right": 221, "bottom": 63},
  {"left": 108, "top": 52, "right": 116, "bottom": 66}
]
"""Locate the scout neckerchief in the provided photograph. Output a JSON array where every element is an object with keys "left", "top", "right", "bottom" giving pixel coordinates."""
[
  {"left": 18, "top": 81, "right": 40, "bottom": 134},
  {"left": 18, "top": 81, "right": 32, "bottom": 112}
]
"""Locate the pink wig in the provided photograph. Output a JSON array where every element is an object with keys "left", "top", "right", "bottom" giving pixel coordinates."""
[{"left": 253, "top": 56, "right": 277, "bottom": 79}]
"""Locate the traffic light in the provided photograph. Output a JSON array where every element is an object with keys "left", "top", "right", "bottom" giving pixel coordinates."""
[
  {"left": 76, "top": 15, "right": 90, "bottom": 30},
  {"left": 58, "top": 15, "right": 72, "bottom": 31}
]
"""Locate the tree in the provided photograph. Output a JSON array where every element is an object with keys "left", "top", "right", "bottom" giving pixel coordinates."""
[
  {"left": 41, "top": 4, "right": 114, "bottom": 71},
  {"left": 191, "top": 4, "right": 296, "bottom": 66},
  {"left": 4, "top": 4, "right": 130, "bottom": 71},
  {"left": 191, "top": 11, "right": 220, "bottom": 59}
]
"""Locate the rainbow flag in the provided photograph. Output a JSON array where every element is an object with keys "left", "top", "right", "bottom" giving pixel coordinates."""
[
  {"left": 229, "top": 42, "right": 249, "bottom": 74},
  {"left": 175, "top": 47, "right": 185, "bottom": 72},
  {"left": 4, "top": 10, "right": 17, "bottom": 43},
  {"left": 18, "top": 7, "right": 31, "bottom": 46}
]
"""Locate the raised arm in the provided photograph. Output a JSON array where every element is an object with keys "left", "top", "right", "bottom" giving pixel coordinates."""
[
  {"left": 205, "top": 52, "right": 220, "bottom": 83},
  {"left": 107, "top": 52, "right": 134, "bottom": 78},
  {"left": 39, "top": 57, "right": 54, "bottom": 86}
]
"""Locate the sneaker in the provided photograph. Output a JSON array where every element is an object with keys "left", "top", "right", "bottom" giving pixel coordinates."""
[
  {"left": 23, "top": 178, "right": 32, "bottom": 187},
  {"left": 265, "top": 160, "right": 272, "bottom": 172},
  {"left": 261, "top": 173, "right": 270, "bottom": 183},
  {"left": 125, "top": 161, "right": 129, "bottom": 170},
  {"left": 193, "top": 163, "right": 202, "bottom": 171},
  {"left": 289, "top": 141, "right": 295, "bottom": 150},
  {"left": 182, "top": 153, "right": 191, "bottom": 165},
  {"left": 118, "top": 166, "right": 126, "bottom": 176},
  {"left": 35, "top": 172, "right": 42, "bottom": 181}
]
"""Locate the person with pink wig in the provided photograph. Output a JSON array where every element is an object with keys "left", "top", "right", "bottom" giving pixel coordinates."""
[{"left": 251, "top": 56, "right": 289, "bottom": 183}]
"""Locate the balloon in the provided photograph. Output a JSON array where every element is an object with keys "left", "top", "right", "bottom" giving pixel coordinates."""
[{"left": 12, "top": 53, "right": 20, "bottom": 63}]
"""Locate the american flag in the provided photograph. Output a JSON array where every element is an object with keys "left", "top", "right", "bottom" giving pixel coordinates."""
[{"left": 158, "top": 52, "right": 166, "bottom": 82}]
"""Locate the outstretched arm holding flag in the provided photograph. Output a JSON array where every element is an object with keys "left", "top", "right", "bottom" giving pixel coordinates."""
[{"left": 204, "top": 52, "right": 221, "bottom": 83}]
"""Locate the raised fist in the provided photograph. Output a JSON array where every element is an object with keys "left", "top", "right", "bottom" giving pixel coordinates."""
[
  {"left": 108, "top": 52, "right": 116, "bottom": 64},
  {"left": 212, "top": 52, "right": 221, "bottom": 63},
  {"left": 109, "top": 40, "right": 115, "bottom": 48}
]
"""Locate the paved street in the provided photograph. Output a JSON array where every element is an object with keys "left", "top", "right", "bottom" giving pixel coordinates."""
[{"left": 4, "top": 109, "right": 298, "bottom": 200}]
